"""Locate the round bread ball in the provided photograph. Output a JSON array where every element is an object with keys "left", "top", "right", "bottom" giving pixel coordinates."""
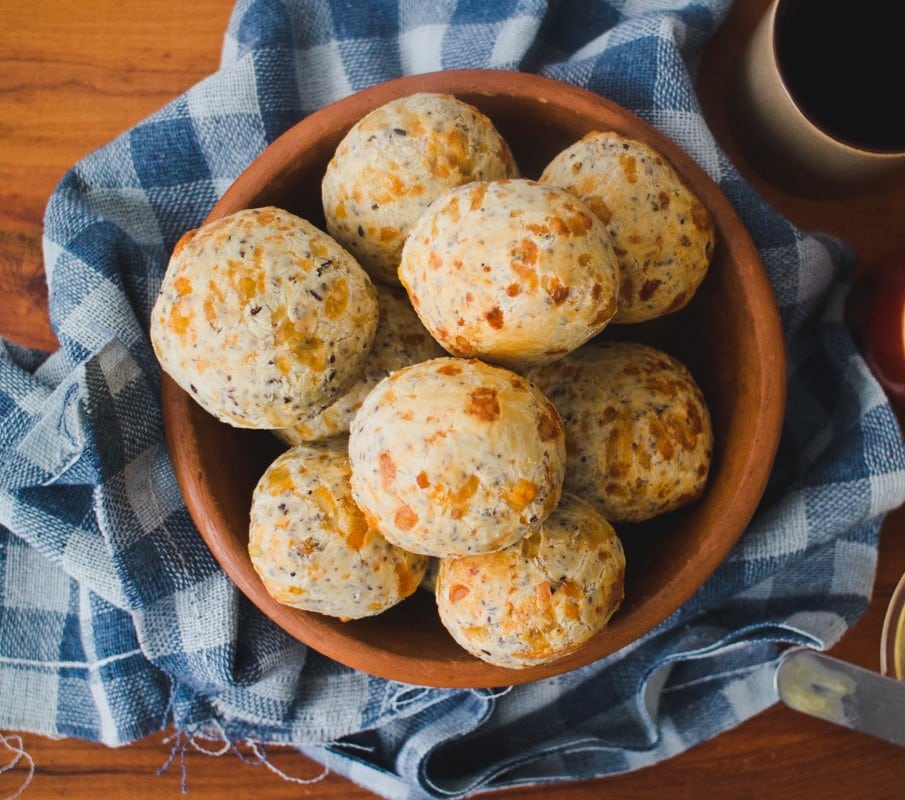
[
  {"left": 398, "top": 179, "right": 620, "bottom": 370},
  {"left": 349, "top": 357, "right": 566, "bottom": 557},
  {"left": 539, "top": 131, "right": 715, "bottom": 324},
  {"left": 276, "top": 283, "right": 445, "bottom": 444},
  {"left": 151, "top": 206, "right": 379, "bottom": 429},
  {"left": 322, "top": 92, "right": 520, "bottom": 285},
  {"left": 248, "top": 442, "right": 428, "bottom": 620},
  {"left": 526, "top": 341, "right": 713, "bottom": 523},
  {"left": 436, "top": 493, "right": 625, "bottom": 669}
]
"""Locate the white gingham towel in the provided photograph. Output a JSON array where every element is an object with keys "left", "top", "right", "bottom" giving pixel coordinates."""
[{"left": 1, "top": 2, "right": 903, "bottom": 797}]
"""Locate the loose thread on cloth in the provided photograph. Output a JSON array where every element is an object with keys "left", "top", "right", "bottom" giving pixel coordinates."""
[
  {"left": 474, "top": 687, "right": 515, "bottom": 701},
  {"left": 0, "top": 733, "right": 34, "bottom": 800},
  {"left": 158, "top": 723, "right": 332, "bottom": 793}
]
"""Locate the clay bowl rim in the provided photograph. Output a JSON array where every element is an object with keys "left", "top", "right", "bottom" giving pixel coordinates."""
[{"left": 161, "top": 69, "right": 787, "bottom": 688}]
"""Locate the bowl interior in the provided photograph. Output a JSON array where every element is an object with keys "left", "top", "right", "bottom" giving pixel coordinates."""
[{"left": 162, "top": 70, "right": 787, "bottom": 688}]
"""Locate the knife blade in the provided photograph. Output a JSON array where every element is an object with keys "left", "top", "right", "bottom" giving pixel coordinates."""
[{"left": 775, "top": 648, "right": 905, "bottom": 747}]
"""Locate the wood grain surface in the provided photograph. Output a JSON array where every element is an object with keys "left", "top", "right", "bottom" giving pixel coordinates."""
[{"left": 1, "top": 0, "right": 904, "bottom": 798}]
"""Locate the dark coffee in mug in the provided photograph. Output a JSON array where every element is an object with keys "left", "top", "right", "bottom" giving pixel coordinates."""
[{"left": 773, "top": 0, "right": 905, "bottom": 152}]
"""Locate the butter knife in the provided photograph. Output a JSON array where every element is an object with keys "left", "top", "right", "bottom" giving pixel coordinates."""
[{"left": 775, "top": 648, "right": 905, "bottom": 747}]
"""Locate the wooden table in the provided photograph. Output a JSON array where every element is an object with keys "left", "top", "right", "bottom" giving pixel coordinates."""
[{"left": 2, "top": 1, "right": 904, "bottom": 797}]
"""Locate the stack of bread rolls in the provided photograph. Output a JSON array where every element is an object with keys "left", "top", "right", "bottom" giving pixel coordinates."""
[{"left": 151, "top": 92, "right": 715, "bottom": 669}]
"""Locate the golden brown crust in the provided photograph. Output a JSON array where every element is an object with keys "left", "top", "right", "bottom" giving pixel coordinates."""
[
  {"left": 526, "top": 341, "right": 713, "bottom": 523},
  {"left": 348, "top": 357, "right": 566, "bottom": 557},
  {"left": 436, "top": 493, "right": 625, "bottom": 668},
  {"left": 540, "top": 131, "right": 714, "bottom": 324},
  {"left": 151, "top": 206, "right": 379, "bottom": 429},
  {"left": 249, "top": 442, "right": 428, "bottom": 619},
  {"left": 322, "top": 92, "right": 519, "bottom": 285},
  {"left": 398, "top": 179, "right": 620, "bottom": 369}
]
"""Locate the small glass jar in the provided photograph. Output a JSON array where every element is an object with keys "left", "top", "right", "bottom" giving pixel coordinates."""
[{"left": 881, "top": 572, "right": 905, "bottom": 680}]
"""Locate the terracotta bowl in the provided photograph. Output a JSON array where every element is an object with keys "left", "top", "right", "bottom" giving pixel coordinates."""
[{"left": 161, "top": 70, "right": 787, "bottom": 688}]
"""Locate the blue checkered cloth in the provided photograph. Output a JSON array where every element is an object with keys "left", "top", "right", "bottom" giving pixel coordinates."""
[{"left": 2, "top": 1, "right": 904, "bottom": 797}]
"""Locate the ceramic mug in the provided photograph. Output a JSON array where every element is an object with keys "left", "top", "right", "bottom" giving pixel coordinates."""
[{"left": 732, "top": 0, "right": 905, "bottom": 196}]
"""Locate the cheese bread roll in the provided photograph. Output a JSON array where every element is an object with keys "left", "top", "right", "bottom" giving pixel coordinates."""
[
  {"left": 349, "top": 357, "right": 566, "bottom": 557},
  {"left": 277, "top": 283, "right": 444, "bottom": 444},
  {"left": 322, "top": 92, "right": 519, "bottom": 285},
  {"left": 539, "top": 131, "right": 715, "bottom": 324},
  {"left": 248, "top": 442, "right": 428, "bottom": 620},
  {"left": 436, "top": 493, "right": 625, "bottom": 669},
  {"left": 151, "top": 206, "right": 379, "bottom": 429},
  {"left": 526, "top": 341, "right": 713, "bottom": 523},
  {"left": 398, "top": 179, "right": 620, "bottom": 369}
]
